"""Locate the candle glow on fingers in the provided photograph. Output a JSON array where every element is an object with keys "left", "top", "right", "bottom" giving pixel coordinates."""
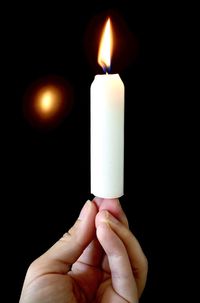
[{"left": 91, "top": 18, "right": 124, "bottom": 198}]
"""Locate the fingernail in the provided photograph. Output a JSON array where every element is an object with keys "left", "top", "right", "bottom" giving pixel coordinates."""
[
  {"left": 79, "top": 200, "right": 91, "bottom": 220},
  {"left": 102, "top": 210, "right": 119, "bottom": 224}
]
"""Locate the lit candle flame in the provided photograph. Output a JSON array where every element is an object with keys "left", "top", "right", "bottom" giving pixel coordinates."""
[{"left": 98, "top": 18, "right": 113, "bottom": 73}]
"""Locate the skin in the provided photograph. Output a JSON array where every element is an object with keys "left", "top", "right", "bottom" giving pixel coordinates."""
[{"left": 19, "top": 198, "right": 148, "bottom": 303}]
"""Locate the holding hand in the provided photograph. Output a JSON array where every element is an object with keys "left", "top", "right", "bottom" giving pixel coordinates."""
[{"left": 20, "top": 198, "right": 148, "bottom": 303}]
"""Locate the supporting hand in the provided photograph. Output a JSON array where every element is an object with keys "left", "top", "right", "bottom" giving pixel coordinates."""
[{"left": 19, "top": 198, "right": 148, "bottom": 303}]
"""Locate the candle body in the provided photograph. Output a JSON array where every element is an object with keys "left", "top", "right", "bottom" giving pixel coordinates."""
[{"left": 90, "top": 74, "right": 124, "bottom": 198}]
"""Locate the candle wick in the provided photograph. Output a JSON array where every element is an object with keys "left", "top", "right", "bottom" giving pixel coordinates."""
[{"left": 102, "top": 64, "right": 111, "bottom": 74}]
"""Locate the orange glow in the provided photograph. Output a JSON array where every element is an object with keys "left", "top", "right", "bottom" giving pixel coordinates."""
[
  {"left": 39, "top": 91, "right": 55, "bottom": 112},
  {"left": 98, "top": 18, "right": 113, "bottom": 72},
  {"left": 35, "top": 86, "right": 62, "bottom": 119}
]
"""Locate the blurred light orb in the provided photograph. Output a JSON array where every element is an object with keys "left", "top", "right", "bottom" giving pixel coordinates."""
[
  {"left": 24, "top": 76, "right": 73, "bottom": 129},
  {"left": 39, "top": 91, "right": 55, "bottom": 113},
  {"left": 35, "top": 87, "right": 61, "bottom": 118}
]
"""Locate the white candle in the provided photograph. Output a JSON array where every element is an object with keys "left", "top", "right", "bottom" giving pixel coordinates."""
[{"left": 90, "top": 18, "right": 125, "bottom": 198}]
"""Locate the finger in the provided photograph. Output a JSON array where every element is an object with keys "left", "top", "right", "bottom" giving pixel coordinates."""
[
  {"left": 76, "top": 199, "right": 127, "bottom": 267},
  {"left": 93, "top": 197, "right": 129, "bottom": 227},
  {"left": 77, "top": 198, "right": 124, "bottom": 269},
  {"left": 93, "top": 197, "right": 129, "bottom": 275},
  {"left": 76, "top": 237, "right": 103, "bottom": 267},
  {"left": 28, "top": 200, "right": 97, "bottom": 280},
  {"left": 96, "top": 210, "right": 148, "bottom": 297},
  {"left": 97, "top": 222, "right": 138, "bottom": 303}
]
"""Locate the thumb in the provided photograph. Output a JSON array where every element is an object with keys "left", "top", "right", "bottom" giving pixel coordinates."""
[{"left": 28, "top": 200, "right": 97, "bottom": 279}]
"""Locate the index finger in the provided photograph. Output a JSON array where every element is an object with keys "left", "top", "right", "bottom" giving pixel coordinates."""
[{"left": 96, "top": 222, "right": 138, "bottom": 302}]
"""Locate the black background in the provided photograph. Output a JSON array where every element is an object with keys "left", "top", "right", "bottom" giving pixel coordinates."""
[{"left": 3, "top": 0, "right": 186, "bottom": 302}]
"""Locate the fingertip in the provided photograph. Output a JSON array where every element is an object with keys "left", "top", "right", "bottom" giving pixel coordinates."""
[
  {"left": 79, "top": 199, "right": 97, "bottom": 220},
  {"left": 92, "top": 197, "right": 104, "bottom": 209},
  {"left": 93, "top": 198, "right": 128, "bottom": 226}
]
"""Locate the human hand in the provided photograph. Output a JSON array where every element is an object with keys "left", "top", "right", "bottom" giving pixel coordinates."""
[{"left": 19, "top": 198, "right": 148, "bottom": 303}]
